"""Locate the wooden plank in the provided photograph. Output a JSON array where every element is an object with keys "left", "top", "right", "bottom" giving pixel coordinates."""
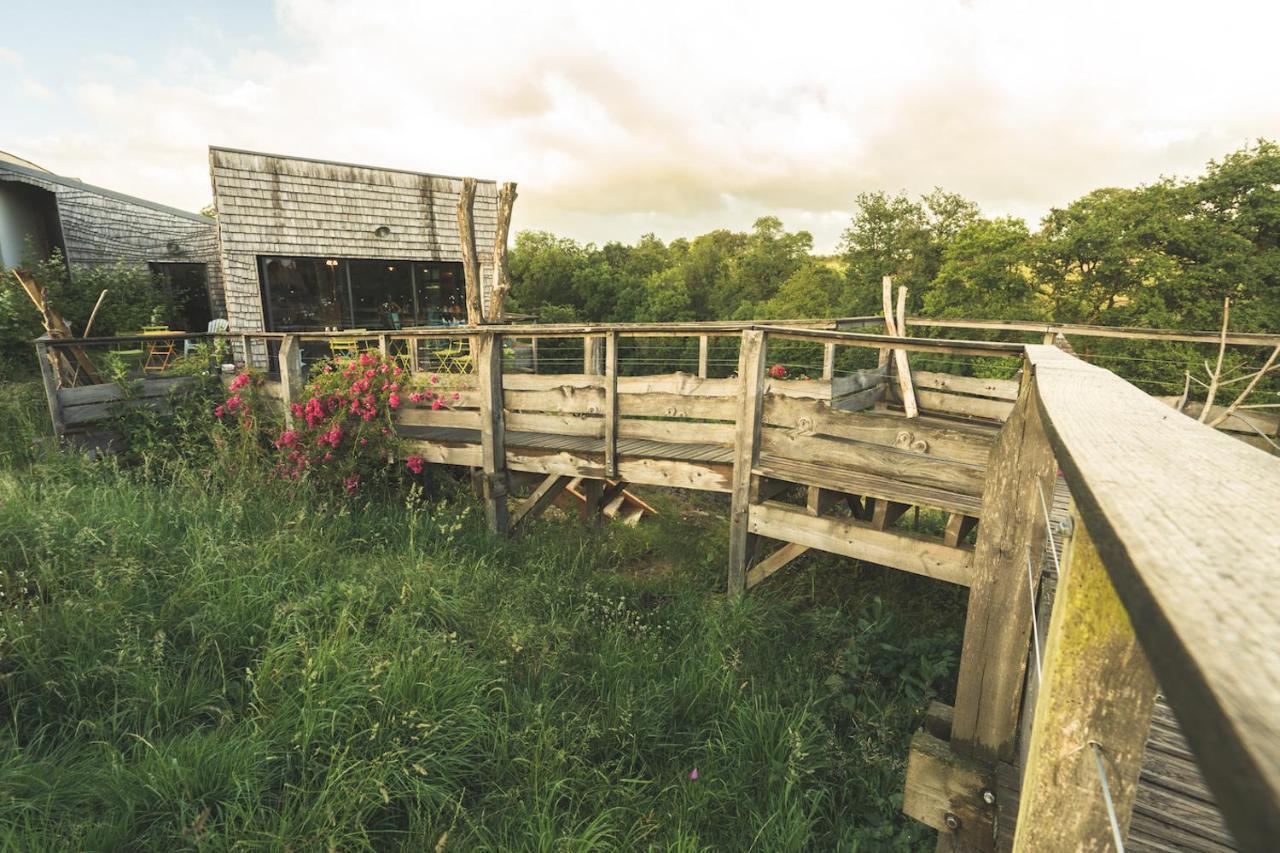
[
  {"left": 759, "top": 429, "right": 986, "bottom": 500},
  {"left": 914, "top": 389, "right": 1014, "bottom": 422},
  {"left": 756, "top": 454, "right": 983, "bottom": 517},
  {"left": 511, "top": 474, "right": 572, "bottom": 528},
  {"left": 882, "top": 278, "right": 919, "bottom": 418},
  {"left": 746, "top": 542, "right": 810, "bottom": 589},
  {"left": 505, "top": 386, "right": 607, "bottom": 415},
  {"left": 503, "top": 373, "right": 604, "bottom": 391},
  {"left": 761, "top": 395, "right": 996, "bottom": 466},
  {"left": 399, "top": 438, "right": 482, "bottom": 467},
  {"left": 944, "top": 513, "right": 978, "bottom": 548},
  {"left": 698, "top": 335, "right": 709, "bottom": 378},
  {"left": 616, "top": 374, "right": 739, "bottom": 397},
  {"left": 476, "top": 333, "right": 508, "bottom": 534},
  {"left": 396, "top": 407, "right": 483, "bottom": 430},
  {"left": 504, "top": 446, "right": 733, "bottom": 492},
  {"left": 830, "top": 384, "right": 883, "bottom": 413},
  {"left": 57, "top": 375, "right": 195, "bottom": 407},
  {"left": 872, "top": 499, "right": 910, "bottom": 531},
  {"left": 35, "top": 338, "right": 65, "bottom": 437},
  {"left": 1013, "top": 509, "right": 1158, "bottom": 851},
  {"left": 902, "top": 730, "right": 997, "bottom": 850},
  {"left": 1026, "top": 343, "right": 1280, "bottom": 850},
  {"left": 764, "top": 378, "right": 831, "bottom": 400},
  {"left": 583, "top": 335, "right": 604, "bottom": 375},
  {"left": 619, "top": 392, "right": 737, "bottom": 421},
  {"left": 748, "top": 501, "right": 973, "bottom": 586},
  {"left": 907, "top": 316, "right": 1280, "bottom": 347},
  {"left": 950, "top": 375, "right": 1058, "bottom": 765},
  {"left": 617, "top": 418, "right": 734, "bottom": 446},
  {"left": 604, "top": 331, "right": 618, "bottom": 477},
  {"left": 822, "top": 342, "right": 835, "bottom": 381},
  {"left": 911, "top": 370, "right": 1020, "bottom": 402},
  {"left": 503, "top": 410, "right": 602, "bottom": 437},
  {"left": 728, "top": 330, "right": 768, "bottom": 595}
]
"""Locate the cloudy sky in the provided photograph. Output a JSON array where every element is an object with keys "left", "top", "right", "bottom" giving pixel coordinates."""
[{"left": 4, "top": 0, "right": 1277, "bottom": 251}]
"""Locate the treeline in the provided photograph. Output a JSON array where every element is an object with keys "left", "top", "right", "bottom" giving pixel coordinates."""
[{"left": 511, "top": 140, "right": 1278, "bottom": 333}]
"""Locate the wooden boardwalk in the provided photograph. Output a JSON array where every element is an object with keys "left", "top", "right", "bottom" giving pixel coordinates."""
[{"left": 33, "top": 319, "right": 1280, "bottom": 852}]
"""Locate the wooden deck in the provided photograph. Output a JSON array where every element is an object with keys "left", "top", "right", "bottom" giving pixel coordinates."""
[{"left": 33, "top": 319, "right": 1280, "bottom": 852}]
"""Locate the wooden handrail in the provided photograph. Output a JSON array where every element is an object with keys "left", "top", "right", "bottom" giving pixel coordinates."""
[
  {"left": 1026, "top": 343, "right": 1280, "bottom": 849},
  {"left": 906, "top": 316, "right": 1280, "bottom": 347}
]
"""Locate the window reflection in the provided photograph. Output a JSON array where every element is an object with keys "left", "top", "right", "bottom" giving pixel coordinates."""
[{"left": 259, "top": 255, "right": 466, "bottom": 331}]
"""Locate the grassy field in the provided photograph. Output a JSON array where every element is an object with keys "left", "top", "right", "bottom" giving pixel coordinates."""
[{"left": 0, "top": 381, "right": 964, "bottom": 851}]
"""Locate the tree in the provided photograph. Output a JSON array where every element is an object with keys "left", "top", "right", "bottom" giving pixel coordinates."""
[{"left": 926, "top": 218, "right": 1042, "bottom": 319}]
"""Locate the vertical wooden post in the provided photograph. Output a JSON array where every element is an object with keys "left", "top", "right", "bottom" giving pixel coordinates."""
[
  {"left": 456, "top": 177, "right": 483, "bottom": 326},
  {"left": 378, "top": 333, "right": 391, "bottom": 358},
  {"left": 1013, "top": 510, "right": 1157, "bottom": 851},
  {"left": 34, "top": 336, "right": 65, "bottom": 439},
  {"left": 822, "top": 342, "right": 835, "bottom": 380},
  {"left": 530, "top": 336, "right": 539, "bottom": 374},
  {"left": 604, "top": 331, "right": 618, "bottom": 478},
  {"left": 950, "top": 370, "right": 1058, "bottom": 765},
  {"left": 583, "top": 335, "right": 603, "bottom": 375},
  {"left": 580, "top": 478, "right": 604, "bottom": 526},
  {"left": 878, "top": 275, "right": 894, "bottom": 372},
  {"left": 698, "top": 335, "right": 709, "bottom": 378},
  {"left": 239, "top": 334, "right": 250, "bottom": 368},
  {"left": 476, "top": 332, "right": 509, "bottom": 535},
  {"left": 486, "top": 181, "right": 518, "bottom": 323},
  {"left": 728, "top": 330, "right": 768, "bottom": 596},
  {"left": 278, "top": 334, "right": 303, "bottom": 428}
]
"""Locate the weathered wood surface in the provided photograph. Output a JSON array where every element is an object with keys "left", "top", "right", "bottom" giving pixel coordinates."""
[
  {"left": 58, "top": 376, "right": 200, "bottom": 426},
  {"left": 486, "top": 181, "right": 517, "bottom": 322},
  {"left": 456, "top": 176, "right": 482, "bottom": 326},
  {"left": 728, "top": 330, "right": 768, "bottom": 595},
  {"left": 748, "top": 501, "right": 973, "bottom": 586},
  {"left": 511, "top": 473, "right": 571, "bottom": 529},
  {"left": 903, "top": 729, "right": 997, "bottom": 850},
  {"left": 951, "top": 376, "right": 1058, "bottom": 765},
  {"left": 476, "top": 334, "right": 508, "bottom": 534},
  {"left": 761, "top": 396, "right": 997, "bottom": 466},
  {"left": 908, "top": 316, "right": 1280, "bottom": 347},
  {"left": 1013, "top": 508, "right": 1158, "bottom": 851},
  {"left": 1026, "top": 344, "right": 1280, "bottom": 851},
  {"left": 911, "top": 370, "right": 1019, "bottom": 402},
  {"left": 756, "top": 455, "right": 983, "bottom": 517}
]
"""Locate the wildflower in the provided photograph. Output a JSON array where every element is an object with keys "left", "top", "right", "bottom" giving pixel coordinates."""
[
  {"left": 392, "top": 366, "right": 402, "bottom": 377},
  {"left": 451, "top": 391, "right": 460, "bottom": 401},
  {"left": 689, "top": 768, "right": 699, "bottom": 781},
  {"left": 431, "top": 398, "right": 443, "bottom": 410},
  {"left": 229, "top": 372, "right": 251, "bottom": 392},
  {"left": 769, "top": 363, "right": 786, "bottom": 379},
  {"left": 388, "top": 393, "right": 400, "bottom": 409},
  {"left": 224, "top": 394, "right": 244, "bottom": 414},
  {"left": 214, "top": 405, "right": 225, "bottom": 418},
  {"left": 405, "top": 455, "right": 425, "bottom": 475},
  {"left": 274, "top": 430, "right": 299, "bottom": 449},
  {"left": 429, "top": 373, "right": 440, "bottom": 385},
  {"left": 409, "top": 391, "right": 426, "bottom": 403},
  {"left": 359, "top": 352, "right": 374, "bottom": 366},
  {"left": 343, "top": 474, "right": 361, "bottom": 493}
]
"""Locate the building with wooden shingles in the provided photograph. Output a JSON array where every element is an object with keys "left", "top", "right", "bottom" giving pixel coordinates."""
[
  {"left": 0, "top": 151, "right": 222, "bottom": 332},
  {"left": 208, "top": 147, "right": 500, "bottom": 343}
]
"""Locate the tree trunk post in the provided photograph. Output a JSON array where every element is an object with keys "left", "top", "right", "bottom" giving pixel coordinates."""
[
  {"left": 456, "top": 177, "right": 483, "bottom": 326},
  {"left": 278, "top": 334, "right": 303, "bottom": 428},
  {"left": 486, "top": 181, "right": 518, "bottom": 322}
]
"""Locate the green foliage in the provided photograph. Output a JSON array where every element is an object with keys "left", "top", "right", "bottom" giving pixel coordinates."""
[
  {"left": 1, "top": 249, "right": 172, "bottom": 371},
  {"left": 0, "top": 382, "right": 959, "bottom": 850}
]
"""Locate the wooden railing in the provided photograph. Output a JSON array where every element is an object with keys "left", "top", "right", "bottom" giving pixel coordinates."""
[{"left": 30, "top": 320, "right": 1279, "bottom": 850}]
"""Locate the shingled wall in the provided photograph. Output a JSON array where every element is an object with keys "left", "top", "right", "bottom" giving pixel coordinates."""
[
  {"left": 208, "top": 147, "right": 499, "bottom": 338},
  {"left": 0, "top": 166, "right": 223, "bottom": 317}
]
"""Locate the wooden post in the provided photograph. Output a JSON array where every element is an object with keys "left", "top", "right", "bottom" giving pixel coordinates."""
[
  {"left": 580, "top": 478, "right": 604, "bottom": 525},
  {"left": 950, "top": 371, "right": 1058, "bottom": 764},
  {"left": 728, "top": 330, "right": 768, "bottom": 595},
  {"left": 604, "top": 331, "right": 618, "bottom": 478},
  {"left": 530, "top": 336, "right": 539, "bottom": 374},
  {"left": 1012, "top": 510, "right": 1157, "bottom": 850},
  {"left": 239, "top": 334, "right": 250, "bottom": 368},
  {"left": 476, "top": 332, "right": 508, "bottom": 535},
  {"left": 456, "top": 177, "right": 483, "bottom": 326},
  {"left": 34, "top": 336, "right": 65, "bottom": 439},
  {"left": 698, "top": 335, "right": 709, "bottom": 378},
  {"left": 278, "top": 334, "right": 303, "bottom": 428},
  {"left": 378, "top": 333, "right": 391, "bottom": 358},
  {"left": 583, "top": 336, "right": 603, "bottom": 375},
  {"left": 822, "top": 342, "right": 835, "bottom": 380},
  {"left": 878, "top": 276, "right": 894, "bottom": 372},
  {"left": 486, "top": 181, "right": 518, "bottom": 322}
]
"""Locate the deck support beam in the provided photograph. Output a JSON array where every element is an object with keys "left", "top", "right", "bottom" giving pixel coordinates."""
[
  {"left": 1012, "top": 511, "right": 1157, "bottom": 850},
  {"left": 477, "top": 333, "right": 509, "bottom": 535},
  {"left": 511, "top": 474, "right": 572, "bottom": 529},
  {"left": 950, "top": 372, "right": 1057, "bottom": 765},
  {"left": 728, "top": 329, "right": 767, "bottom": 595}
]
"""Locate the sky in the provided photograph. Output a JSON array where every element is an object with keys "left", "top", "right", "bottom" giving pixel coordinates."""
[{"left": 3, "top": 0, "right": 1278, "bottom": 252}]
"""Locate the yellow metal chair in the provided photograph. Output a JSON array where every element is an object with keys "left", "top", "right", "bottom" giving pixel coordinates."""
[{"left": 434, "top": 339, "right": 473, "bottom": 375}]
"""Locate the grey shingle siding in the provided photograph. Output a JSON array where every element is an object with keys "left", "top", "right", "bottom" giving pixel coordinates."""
[
  {"left": 0, "top": 166, "right": 223, "bottom": 319},
  {"left": 209, "top": 148, "right": 499, "bottom": 334}
]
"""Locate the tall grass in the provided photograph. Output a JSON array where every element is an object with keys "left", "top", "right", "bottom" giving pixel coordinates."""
[{"left": 0, "top": 382, "right": 961, "bottom": 850}]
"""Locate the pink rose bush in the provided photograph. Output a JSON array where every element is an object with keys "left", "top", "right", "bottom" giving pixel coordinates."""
[{"left": 213, "top": 351, "right": 459, "bottom": 493}]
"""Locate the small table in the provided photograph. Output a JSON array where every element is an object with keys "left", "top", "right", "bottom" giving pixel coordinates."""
[{"left": 140, "top": 329, "right": 184, "bottom": 374}]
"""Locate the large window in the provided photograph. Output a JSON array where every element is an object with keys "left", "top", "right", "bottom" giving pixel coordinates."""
[{"left": 258, "top": 256, "right": 466, "bottom": 332}]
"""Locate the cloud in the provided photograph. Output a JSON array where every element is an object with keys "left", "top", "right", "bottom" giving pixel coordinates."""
[{"left": 8, "top": 0, "right": 1280, "bottom": 250}]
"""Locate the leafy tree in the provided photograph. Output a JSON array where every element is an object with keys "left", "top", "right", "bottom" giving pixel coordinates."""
[{"left": 926, "top": 218, "right": 1043, "bottom": 319}]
